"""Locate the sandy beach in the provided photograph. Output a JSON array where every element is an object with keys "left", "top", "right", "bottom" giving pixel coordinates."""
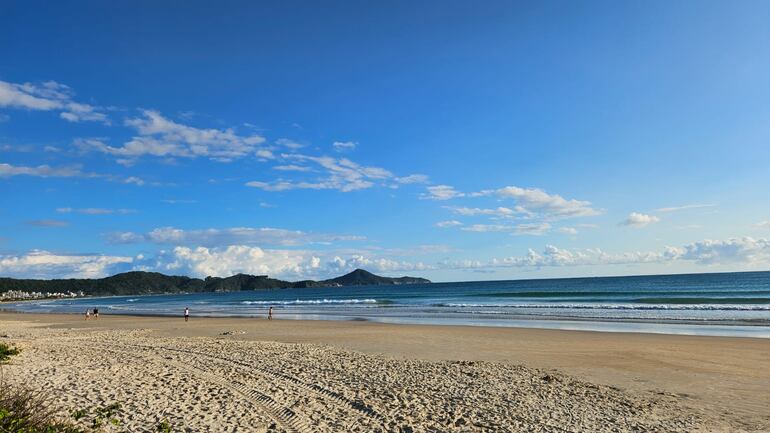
[{"left": 1, "top": 312, "right": 768, "bottom": 432}]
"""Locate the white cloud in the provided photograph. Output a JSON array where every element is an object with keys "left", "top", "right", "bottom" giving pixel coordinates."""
[
  {"left": 495, "top": 186, "right": 600, "bottom": 219},
  {"left": 655, "top": 204, "right": 716, "bottom": 213},
  {"left": 256, "top": 149, "right": 275, "bottom": 159},
  {"left": 426, "top": 185, "right": 598, "bottom": 225},
  {"left": 26, "top": 219, "right": 69, "bottom": 227},
  {"left": 435, "top": 220, "right": 463, "bottom": 228},
  {"left": 161, "top": 199, "right": 197, "bottom": 204},
  {"left": 755, "top": 221, "right": 770, "bottom": 229},
  {"left": 122, "top": 176, "right": 146, "bottom": 186},
  {"left": 0, "top": 80, "right": 108, "bottom": 124},
  {"left": 0, "top": 162, "right": 144, "bottom": 187},
  {"left": 324, "top": 254, "right": 428, "bottom": 275},
  {"left": 247, "top": 154, "right": 395, "bottom": 192},
  {"left": 273, "top": 164, "right": 311, "bottom": 172},
  {"left": 107, "top": 226, "right": 365, "bottom": 247},
  {"left": 78, "top": 110, "right": 266, "bottom": 162},
  {"left": 0, "top": 250, "right": 133, "bottom": 279},
  {"left": 421, "top": 185, "right": 464, "bottom": 200},
  {"left": 146, "top": 245, "right": 313, "bottom": 278},
  {"left": 489, "top": 245, "right": 670, "bottom": 268},
  {"left": 621, "top": 212, "right": 661, "bottom": 228},
  {"left": 0, "top": 162, "right": 93, "bottom": 178},
  {"left": 671, "top": 237, "right": 770, "bottom": 265},
  {"left": 448, "top": 206, "right": 520, "bottom": 218},
  {"left": 460, "top": 222, "right": 551, "bottom": 235},
  {"left": 445, "top": 237, "right": 770, "bottom": 271},
  {"left": 461, "top": 224, "right": 512, "bottom": 233},
  {"left": 394, "top": 174, "right": 429, "bottom": 185},
  {"left": 558, "top": 227, "right": 578, "bottom": 235},
  {"left": 56, "top": 207, "right": 135, "bottom": 215},
  {"left": 513, "top": 223, "right": 552, "bottom": 235},
  {"left": 137, "top": 246, "right": 427, "bottom": 279},
  {"left": 276, "top": 138, "right": 305, "bottom": 150},
  {"left": 332, "top": 141, "right": 357, "bottom": 151}
]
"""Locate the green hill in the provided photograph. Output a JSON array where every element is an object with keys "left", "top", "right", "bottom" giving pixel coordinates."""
[{"left": 0, "top": 269, "right": 430, "bottom": 297}]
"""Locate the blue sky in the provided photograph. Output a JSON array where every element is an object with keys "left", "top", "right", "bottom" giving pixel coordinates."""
[{"left": 2, "top": 1, "right": 770, "bottom": 281}]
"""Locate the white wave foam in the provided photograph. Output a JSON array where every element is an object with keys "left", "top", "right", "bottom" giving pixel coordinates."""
[
  {"left": 241, "top": 299, "right": 378, "bottom": 305},
  {"left": 442, "top": 303, "right": 770, "bottom": 311}
]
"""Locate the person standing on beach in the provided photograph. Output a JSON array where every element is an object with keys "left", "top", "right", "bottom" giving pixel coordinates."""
[
  {"left": 93, "top": 308, "right": 99, "bottom": 319},
  {"left": 268, "top": 306, "right": 273, "bottom": 321},
  {"left": 85, "top": 309, "right": 90, "bottom": 320},
  {"left": 184, "top": 307, "right": 189, "bottom": 322}
]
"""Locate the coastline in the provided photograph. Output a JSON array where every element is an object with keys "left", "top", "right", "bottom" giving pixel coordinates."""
[
  {"left": 2, "top": 311, "right": 769, "bottom": 431},
  {"left": 3, "top": 305, "right": 769, "bottom": 339}
]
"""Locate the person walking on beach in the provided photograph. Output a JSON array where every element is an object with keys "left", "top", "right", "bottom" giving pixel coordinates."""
[
  {"left": 184, "top": 307, "right": 189, "bottom": 322},
  {"left": 93, "top": 308, "right": 99, "bottom": 319},
  {"left": 268, "top": 306, "right": 273, "bottom": 321},
  {"left": 85, "top": 309, "right": 90, "bottom": 320}
]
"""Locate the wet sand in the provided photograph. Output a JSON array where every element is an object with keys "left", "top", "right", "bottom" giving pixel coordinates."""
[{"left": 1, "top": 312, "right": 768, "bottom": 432}]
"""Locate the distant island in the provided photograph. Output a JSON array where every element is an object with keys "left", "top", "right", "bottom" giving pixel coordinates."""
[{"left": 0, "top": 269, "right": 431, "bottom": 300}]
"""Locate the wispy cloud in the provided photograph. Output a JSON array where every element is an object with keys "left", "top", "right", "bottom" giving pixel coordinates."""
[
  {"left": 424, "top": 184, "right": 599, "bottom": 220},
  {"left": 421, "top": 185, "right": 464, "bottom": 200},
  {"left": 77, "top": 110, "right": 266, "bottom": 162},
  {"left": 26, "top": 219, "right": 69, "bottom": 227},
  {"left": 273, "top": 164, "right": 312, "bottom": 172},
  {"left": 435, "top": 220, "right": 463, "bottom": 228},
  {"left": 0, "top": 80, "right": 109, "bottom": 124},
  {"left": 161, "top": 199, "right": 197, "bottom": 204},
  {"left": 56, "top": 207, "right": 136, "bottom": 215},
  {"left": 332, "top": 141, "right": 357, "bottom": 152},
  {"left": 0, "top": 162, "right": 95, "bottom": 178},
  {"left": 394, "top": 174, "right": 429, "bottom": 185},
  {"left": 246, "top": 154, "right": 400, "bottom": 192},
  {"left": 655, "top": 204, "right": 716, "bottom": 213},
  {"left": 494, "top": 186, "right": 600, "bottom": 219},
  {"left": 460, "top": 222, "right": 551, "bottom": 235},
  {"left": 276, "top": 138, "right": 305, "bottom": 150},
  {"left": 447, "top": 206, "right": 520, "bottom": 218},
  {"left": 107, "top": 226, "right": 366, "bottom": 247}
]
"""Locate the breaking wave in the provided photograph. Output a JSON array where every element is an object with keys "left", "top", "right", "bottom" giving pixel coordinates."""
[{"left": 241, "top": 298, "right": 381, "bottom": 305}]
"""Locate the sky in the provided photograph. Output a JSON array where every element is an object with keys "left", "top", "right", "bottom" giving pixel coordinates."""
[{"left": 2, "top": 1, "right": 770, "bottom": 282}]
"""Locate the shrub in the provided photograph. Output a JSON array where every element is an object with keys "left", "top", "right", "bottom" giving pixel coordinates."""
[
  {"left": 0, "top": 343, "right": 20, "bottom": 364},
  {"left": 0, "top": 382, "right": 84, "bottom": 432}
]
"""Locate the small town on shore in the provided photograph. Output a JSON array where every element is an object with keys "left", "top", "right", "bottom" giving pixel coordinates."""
[{"left": 0, "top": 290, "right": 83, "bottom": 302}]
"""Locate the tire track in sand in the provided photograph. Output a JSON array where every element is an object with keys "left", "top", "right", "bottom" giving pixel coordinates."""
[
  {"left": 125, "top": 341, "right": 386, "bottom": 427},
  {"left": 52, "top": 340, "right": 311, "bottom": 433}
]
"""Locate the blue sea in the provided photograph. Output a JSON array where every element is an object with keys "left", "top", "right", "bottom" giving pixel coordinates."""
[{"left": 4, "top": 271, "right": 770, "bottom": 338}]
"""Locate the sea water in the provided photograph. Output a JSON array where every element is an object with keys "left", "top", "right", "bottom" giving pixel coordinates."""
[{"left": 4, "top": 271, "right": 770, "bottom": 337}]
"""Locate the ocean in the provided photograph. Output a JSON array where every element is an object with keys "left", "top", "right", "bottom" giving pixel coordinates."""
[{"left": 4, "top": 271, "right": 770, "bottom": 338}]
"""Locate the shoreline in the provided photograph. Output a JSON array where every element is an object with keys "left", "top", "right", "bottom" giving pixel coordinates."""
[
  {"left": 3, "top": 312, "right": 769, "bottom": 431},
  {"left": 3, "top": 307, "right": 769, "bottom": 338}
]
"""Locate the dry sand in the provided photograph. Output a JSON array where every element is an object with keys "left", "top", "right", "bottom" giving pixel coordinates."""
[{"left": 1, "top": 312, "right": 768, "bottom": 432}]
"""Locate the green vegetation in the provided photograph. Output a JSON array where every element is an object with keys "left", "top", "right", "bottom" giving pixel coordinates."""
[
  {"left": 0, "top": 384, "right": 169, "bottom": 432},
  {"left": 155, "top": 420, "right": 172, "bottom": 433},
  {"left": 0, "top": 343, "right": 21, "bottom": 364},
  {"left": 0, "top": 269, "right": 431, "bottom": 297},
  {"left": 0, "top": 341, "right": 174, "bottom": 432},
  {"left": 0, "top": 383, "right": 83, "bottom": 433}
]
